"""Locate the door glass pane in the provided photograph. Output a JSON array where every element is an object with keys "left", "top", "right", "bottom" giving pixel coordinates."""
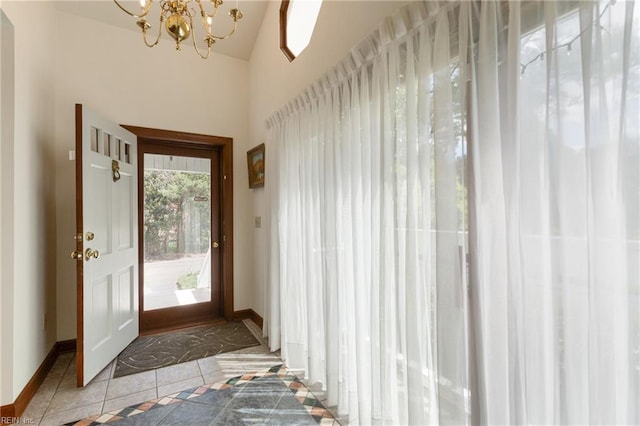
[{"left": 143, "top": 153, "right": 211, "bottom": 311}]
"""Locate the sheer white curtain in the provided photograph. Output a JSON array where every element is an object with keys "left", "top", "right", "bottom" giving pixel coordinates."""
[
  {"left": 266, "top": 0, "right": 638, "bottom": 424},
  {"left": 466, "top": 0, "right": 639, "bottom": 424},
  {"left": 266, "top": 2, "right": 469, "bottom": 424}
]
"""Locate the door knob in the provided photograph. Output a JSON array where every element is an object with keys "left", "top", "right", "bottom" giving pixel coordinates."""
[
  {"left": 85, "top": 248, "right": 100, "bottom": 261},
  {"left": 71, "top": 250, "right": 82, "bottom": 260},
  {"left": 213, "top": 241, "right": 220, "bottom": 248}
]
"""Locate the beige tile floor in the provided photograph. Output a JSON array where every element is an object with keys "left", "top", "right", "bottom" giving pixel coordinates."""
[{"left": 19, "top": 320, "right": 339, "bottom": 426}]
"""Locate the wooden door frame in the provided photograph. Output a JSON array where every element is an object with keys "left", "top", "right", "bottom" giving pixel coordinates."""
[
  {"left": 123, "top": 125, "right": 234, "bottom": 331},
  {"left": 74, "top": 105, "right": 86, "bottom": 386}
]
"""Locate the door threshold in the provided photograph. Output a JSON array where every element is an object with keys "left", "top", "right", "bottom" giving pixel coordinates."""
[{"left": 139, "top": 317, "right": 227, "bottom": 337}]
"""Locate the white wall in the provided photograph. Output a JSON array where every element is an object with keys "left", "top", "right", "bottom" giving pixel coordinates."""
[
  {"left": 0, "top": 2, "right": 57, "bottom": 406},
  {"left": 52, "top": 9, "right": 254, "bottom": 340},
  {"left": 248, "top": 0, "right": 409, "bottom": 319}
]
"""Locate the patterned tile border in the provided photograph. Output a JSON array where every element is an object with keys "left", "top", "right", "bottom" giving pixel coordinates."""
[{"left": 65, "top": 365, "right": 340, "bottom": 425}]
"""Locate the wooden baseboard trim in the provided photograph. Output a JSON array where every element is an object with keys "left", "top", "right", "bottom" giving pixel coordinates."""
[
  {"left": 234, "top": 309, "right": 263, "bottom": 329},
  {"left": 0, "top": 339, "right": 76, "bottom": 420},
  {"left": 56, "top": 339, "right": 77, "bottom": 354}
]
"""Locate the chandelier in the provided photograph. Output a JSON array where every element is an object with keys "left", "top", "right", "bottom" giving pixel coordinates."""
[{"left": 113, "top": 0, "right": 243, "bottom": 59}]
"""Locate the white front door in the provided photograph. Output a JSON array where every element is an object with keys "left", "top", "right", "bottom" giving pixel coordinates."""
[{"left": 74, "top": 104, "right": 139, "bottom": 386}]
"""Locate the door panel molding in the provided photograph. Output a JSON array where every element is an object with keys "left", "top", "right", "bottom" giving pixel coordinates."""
[{"left": 124, "top": 125, "right": 234, "bottom": 332}]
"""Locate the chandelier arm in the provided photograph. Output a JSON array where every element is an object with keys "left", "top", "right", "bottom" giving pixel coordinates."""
[
  {"left": 210, "top": 20, "right": 238, "bottom": 40},
  {"left": 194, "top": 2, "right": 212, "bottom": 38},
  {"left": 189, "top": 14, "right": 212, "bottom": 59},
  {"left": 113, "top": 0, "right": 152, "bottom": 19},
  {"left": 195, "top": 0, "right": 219, "bottom": 22},
  {"left": 210, "top": 2, "right": 220, "bottom": 19},
  {"left": 142, "top": 14, "right": 163, "bottom": 47}
]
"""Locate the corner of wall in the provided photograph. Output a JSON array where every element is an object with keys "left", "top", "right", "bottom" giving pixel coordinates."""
[{"left": 0, "top": 6, "right": 15, "bottom": 407}]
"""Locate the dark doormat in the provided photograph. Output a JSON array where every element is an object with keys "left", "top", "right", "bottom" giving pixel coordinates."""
[{"left": 113, "top": 321, "right": 260, "bottom": 378}]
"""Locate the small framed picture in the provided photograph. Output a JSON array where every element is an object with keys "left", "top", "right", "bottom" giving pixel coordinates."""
[{"left": 247, "top": 143, "right": 265, "bottom": 188}]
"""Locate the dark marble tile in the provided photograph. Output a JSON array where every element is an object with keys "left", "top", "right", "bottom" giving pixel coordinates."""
[
  {"left": 109, "top": 403, "right": 179, "bottom": 425},
  {"left": 251, "top": 376, "right": 290, "bottom": 389},
  {"left": 275, "top": 393, "right": 312, "bottom": 414},
  {"left": 246, "top": 378, "right": 291, "bottom": 396},
  {"left": 190, "top": 386, "right": 244, "bottom": 408},
  {"left": 264, "top": 412, "right": 319, "bottom": 425},
  {"left": 225, "top": 386, "right": 281, "bottom": 413},
  {"left": 155, "top": 401, "right": 222, "bottom": 425},
  {"left": 209, "top": 408, "right": 265, "bottom": 426},
  {"left": 265, "top": 391, "right": 321, "bottom": 425}
]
